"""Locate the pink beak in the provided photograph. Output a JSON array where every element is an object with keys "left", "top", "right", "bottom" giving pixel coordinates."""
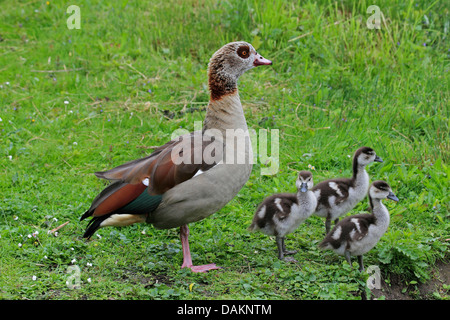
[{"left": 253, "top": 53, "right": 272, "bottom": 66}]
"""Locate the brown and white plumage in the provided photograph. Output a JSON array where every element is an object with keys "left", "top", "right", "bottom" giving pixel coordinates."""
[
  {"left": 319, "top": 180, "right": 399, "bottom": 271},
  {"left": 312, "top": 146, "right": 383, "bottom": 233},
  {"left": 249, "top": 171, "right": 317, "bottom": 262},
  {"left": 80, "top": 42, "right": 272, "bottom": 272}
]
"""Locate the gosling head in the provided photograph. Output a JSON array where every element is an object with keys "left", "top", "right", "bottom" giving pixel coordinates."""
[
  {"left": 370, "top": 180, "right": 399, "bottom": 202},
  {"left": 354, "top": 146, "right": 383, "bottom": 167},
  {"left": 296, "top": 170, "right": 314, "bottom": 193}
]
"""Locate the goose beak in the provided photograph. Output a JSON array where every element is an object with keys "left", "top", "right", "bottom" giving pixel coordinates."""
[
  {"left": 374, "top": 155, "right": 383, "bottom": 162},
  {"left": 300, "top": 183, "right": 308, "bottom": 193},
  {"left": 254, "top": 53, "right": 272, "bottom": 66},
  {"left": 387, "top": 192, "right": 399, "bottom": 202}
]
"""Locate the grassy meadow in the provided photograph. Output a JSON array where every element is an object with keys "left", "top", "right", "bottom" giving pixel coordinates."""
[{"left": 0, "top": 0, "right": 449, "bottom": 300}]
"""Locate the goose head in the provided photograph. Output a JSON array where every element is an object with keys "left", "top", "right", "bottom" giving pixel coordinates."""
[
  {"left": 369, "top": 180, "right": 399, "bottom": 202},
  {"left": 208, "top": 41, "right": 272, "bottom": 100},
  {"left": 296, "top": 170, "right": 314, "bottom": 193},
  {"left": 354, "top": 146, "right": 383, "bottom": 167}
]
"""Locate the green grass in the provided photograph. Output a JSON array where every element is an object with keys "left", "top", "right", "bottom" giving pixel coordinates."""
[{"left": 0, "top": 0, "right": 449, "bottom": 300}]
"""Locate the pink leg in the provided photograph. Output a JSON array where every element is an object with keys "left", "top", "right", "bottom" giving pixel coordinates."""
[{"left": 180, "top": 224, "right": 221, "bottom": 273}]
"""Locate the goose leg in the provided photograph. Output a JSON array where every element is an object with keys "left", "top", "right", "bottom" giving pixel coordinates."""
[{"left": 180, "top": 224, "right": 221, "bottom": 273}]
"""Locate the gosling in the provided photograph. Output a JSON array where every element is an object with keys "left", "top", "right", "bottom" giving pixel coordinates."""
[
  {"left": 249, "top": 171, "right": 317, "bottom": 262},
  {"left": 318, "top": 180, "right": 398, "bottom": 271}
]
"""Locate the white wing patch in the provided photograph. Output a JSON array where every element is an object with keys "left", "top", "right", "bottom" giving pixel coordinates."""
[
  {"left": 193, "top": 161, "right": 223, "bottom": 178},
  {"left": 257, "top": 205, "right": 266, "bottom": 219},
  {"left": 329, "top": 182, "right": 344, "bottom": 197},
  {"left": 193, "top": 169, "right": 205, "bottom": 177},
  {"left": 351, "top": 218, "right": 362, "bottom": 233},
  {"left": 332, "top": 225, "right": 342, "bottom": 240},
  {"left": 274, "top": 198, "right": 284, "bottom": 213}
]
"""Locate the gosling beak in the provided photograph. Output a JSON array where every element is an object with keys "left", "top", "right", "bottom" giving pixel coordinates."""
[
  {"left": 374, "top": 155, "right": 383, "bottom": 162},
  {"left": 300, "top": 183, "right": 308, "bottom": 193},
  {"left": 254, "top": 53, "right": 272, "bottom": 66},
  {"left": 387, "top": 191, "right": 399, "bottom": 202}
]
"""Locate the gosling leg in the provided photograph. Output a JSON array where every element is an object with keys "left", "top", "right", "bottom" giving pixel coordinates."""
[
  {"left": 276, "top": 236, "right": 297, "bottom": 262},
  {"left": 357, "top": 255, "right": 365, "bottom": 272},
  {"left": 344, "top": 250, "right": 352, "bottom": 268},
  {"left": 325, "top": 217, "right": 332, "bottom": 234},
  {"left": 276, "top": 236, "right": 285, "bottom": 260}
]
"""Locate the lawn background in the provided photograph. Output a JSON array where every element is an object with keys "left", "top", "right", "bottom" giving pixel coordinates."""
[{"left": 0, "top": 0, "right": 449, "bottom": 300}]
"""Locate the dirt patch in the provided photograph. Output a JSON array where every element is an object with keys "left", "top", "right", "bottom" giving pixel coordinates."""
[{"left": 371, "top": 260, "right": 449, "bottom": 300}]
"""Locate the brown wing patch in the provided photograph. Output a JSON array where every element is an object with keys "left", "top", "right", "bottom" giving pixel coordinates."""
[
  {"left": 94, "top": 132, "right": 223, "bottom": 198},
  {"left": 149, "top": 132, "right": 223, "bottom": 194},
  {"left": 94, "top": 139, "right": 177, "bottom": 184},
  {"left": 93, "top": 183, "right": 147, "bottom": 216}
]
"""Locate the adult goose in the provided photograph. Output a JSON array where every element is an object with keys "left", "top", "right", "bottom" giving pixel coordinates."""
[
  {"left": 319, "top": 180, "right": 398, "bottom": 271},
  {"left": 248, "top": 171, "right": 317, "bottom": 262},
  {"left": 312, "top": 147, "right": 383, "bottom": 233},
  {"left": 80, "top": 42, "right": 272, "bottom": 272}
]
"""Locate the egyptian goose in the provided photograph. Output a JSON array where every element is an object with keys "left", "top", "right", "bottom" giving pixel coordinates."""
[
  {"left": 80, "top": 42, "right": 272, "bottom": 272},
  {"left": 319, "top": 180, "right": 398, "bottom": 271},
  {"left": 312, "top": 146, "right": 383, "bottom": 234},
  {"left": 248, "top": 171, "right": 317, "bottom": 262}
]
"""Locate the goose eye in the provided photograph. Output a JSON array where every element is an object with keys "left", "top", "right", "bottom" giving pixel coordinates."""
[{"left": 237, "top": 45, "right": 250, "bottom": 59}]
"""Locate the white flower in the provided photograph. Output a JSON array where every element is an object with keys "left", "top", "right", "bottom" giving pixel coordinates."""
[
  {"left": 53, "top": 217, "right": 58, "bottom": 222},
  {"left": 73, "top": 142, "right": 78, "bottom": 145},
  {"left": 86, "top": 262, "right": 92, "bottom": 267},
  {"left": 5, "top": 81, "right": 10, "bottom": 85},
  {"left": 71, "top": 258, "right": 77, "bottom": 264},
  {"left": 18, "top": 243, "right": 22, "bottom": 248},
  {"left": 44, "top": 256, "right": 48, "bottom": 259},
  {"left": 0, "top": 117, "right": 2, "bottom": 122},
  {"left": 32, "top": 276, "right": 37, "bottom": 281},
  {"left": 32, "top": 231, "right": 38, "bottom": 237},
  {"left": 64, "top": 100, "right": 69, "bottom": 105},
  {"left": 13, "top": 215, "right": 18, "bottom": 220},
  {"left": 8, "top": 155, "right": 12, "bottom": 161},
  {"left": 87, "top": 278, "right": 92, "bottom": 283},
  {"left": 96, "top": 234, "right": 102, "bottom": 239},
  {"left": 54, "top": 231, "right": 59, "bottom": 237}
]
